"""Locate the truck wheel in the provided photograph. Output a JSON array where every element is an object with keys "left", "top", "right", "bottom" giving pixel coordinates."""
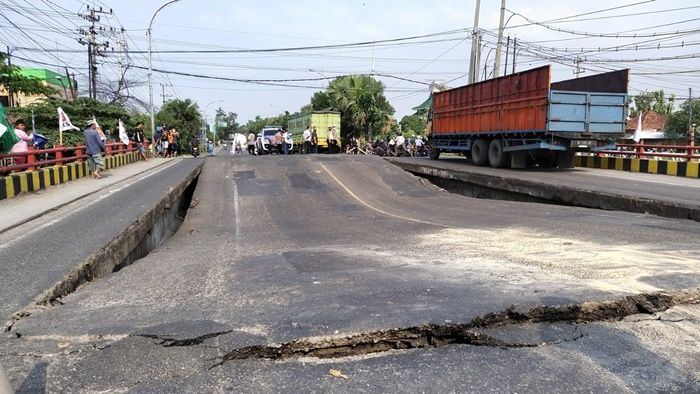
[
  {"left": 429, "top": 145, "right": 441, "bottom": 160},
  {"left": 471, "top": 139, "right": 489, "bottom": 166},
  {"left": 488, "top": 139, "right": 510, "bottom": 168}
]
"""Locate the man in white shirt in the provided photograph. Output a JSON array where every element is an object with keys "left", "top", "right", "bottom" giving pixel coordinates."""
[
  {"left": 302, "top": 126, "right": 311, "bottom": 154},
  {"left": 282, "top": 128, "right": 291, "bottom": 155}
]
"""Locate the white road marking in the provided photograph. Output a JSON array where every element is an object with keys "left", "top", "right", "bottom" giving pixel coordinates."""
[{"left": 318, "top": 162, "right": 441, "bottom": 227}]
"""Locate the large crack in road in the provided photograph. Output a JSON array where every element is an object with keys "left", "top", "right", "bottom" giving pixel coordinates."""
[{"left": 203, "top": 287, "right": 699, "bottom": 367}]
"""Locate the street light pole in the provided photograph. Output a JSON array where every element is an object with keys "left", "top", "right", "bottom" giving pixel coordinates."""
[
  {"left": 493, "top": 0, "right": 506, "bottom": 78},
  {"left": 148, "top": 0, "right": 180, "bottom": 143},
  {"left": 203, "top": 99, "right": 223, "bottom": 146}
]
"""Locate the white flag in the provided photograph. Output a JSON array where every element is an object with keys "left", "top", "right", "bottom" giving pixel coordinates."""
[
  {"left": 57, "top": 107, "right": 79, "bottom": 132},
  {"left": 118, "top": 119, "right": 129, "bottom": 145},
  {"left": 632, "top": 113, "right": 643, "bottom": 143}
]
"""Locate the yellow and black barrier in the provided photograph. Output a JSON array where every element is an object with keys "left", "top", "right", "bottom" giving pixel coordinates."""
[
  {"left": 0, "top": 152, "right": 141, "bottom": 200},
  {"left": 576, "top": 155, "right": 699, "bottom": 178}
]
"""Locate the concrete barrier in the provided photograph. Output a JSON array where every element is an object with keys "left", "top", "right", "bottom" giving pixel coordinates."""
[
  {"left": 576, "top": 156, "right": 699, "bottom": 178},
  {"left": 0, "top": 152, "right": 142, "bottom": 200}
]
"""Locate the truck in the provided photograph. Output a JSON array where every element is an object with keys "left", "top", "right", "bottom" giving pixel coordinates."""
[
  {"left": 287, "top": 111, "right": 341, "bottom": 152},
  {"left": 428, "top": 65, "right": 629, "bottom": 168}
]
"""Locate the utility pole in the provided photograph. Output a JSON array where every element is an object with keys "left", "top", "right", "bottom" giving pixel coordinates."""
[
  {"left": 6, "top": 46, "right": 12, "bottom": 107},
  {"left": 467, "top": 0, "right": 481, "bottom": 84},
  {"left": 161, "top": 83, "right": 172, "bottom": 105},
  {"left": 512, "top": 36, "right": 517, "bottom": 74},
  {"left": 493, "top": 0, "right": 506, "bottom": 78},
  {"left": 64, "top": 68, "right": 75, "bottom": 100},
  {"left": 574, "top": 56, "right": 585, "bottom": 78},
  {"left": 689, "top": 88, "right": 693, "bottom": 138},
  {"left": 78, "top": 5, "right": 112, "bottom": 99},
  {"left": 503, "top": 35, "right": 510, "bottom": 76}
]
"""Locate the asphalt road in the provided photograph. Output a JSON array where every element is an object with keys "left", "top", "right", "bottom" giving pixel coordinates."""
[
  {"left": 2, "top": 154, "right": 699, "bottom": 392},
  {"left": 0, "top": 158, "right": 201, "bottom": 324},
  {"left": 391, "top": 156, "right": 700, "bottom": 209}
]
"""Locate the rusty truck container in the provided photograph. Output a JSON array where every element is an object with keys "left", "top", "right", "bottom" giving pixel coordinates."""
[
  {"left": 432, "top": 65, "right": 550, "bottom": 135},
  {"left": 429, "top": 65, "right": 628, "bottom": 168}
]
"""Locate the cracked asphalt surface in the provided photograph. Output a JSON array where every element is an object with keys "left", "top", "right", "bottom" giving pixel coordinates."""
[{"left": 2, "top": 154, "right": 700, "bottom": 392}]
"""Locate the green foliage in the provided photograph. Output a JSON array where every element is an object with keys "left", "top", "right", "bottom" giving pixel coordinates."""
[
  {"left": 0, "top": 53, "right": 55, "bottom": 98},
  {"left": 630, "top": 90, "right": 674, "bottom": 118},
  {"left": 9, "top": 97, "right": 137, "bottom": 147},
  {"left": 399, "top": 115, "right": 427, "bottom": 136},
  {"left": 155, "top": 99, "right": 201, "bottom": 145},
  {"left": 308, "top": 75, "right": 394, "bottom": 141},
  {"left": 665, "top": 99, "right": 700, "bottom": 141},
  {"left": 240, "top": 112, "right": 290, "bottom": 134},
  {"left": 214, "top": 107, "right": 240, "bottom": 140}
]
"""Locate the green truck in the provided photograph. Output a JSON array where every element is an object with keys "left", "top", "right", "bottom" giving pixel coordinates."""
[{"left": 287, "top": 111, "right": 341, "bottom": 152}]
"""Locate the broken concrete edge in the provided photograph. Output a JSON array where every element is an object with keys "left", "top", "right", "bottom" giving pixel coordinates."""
[
  {"left": 204, "top": 288, "right": 700, "bottom": 365},
  {"left": 3, "top": 162, "right": 204, "bottom": 333},
  {"left": 388, "top": 160, "right": 700, "bottom": 222}
]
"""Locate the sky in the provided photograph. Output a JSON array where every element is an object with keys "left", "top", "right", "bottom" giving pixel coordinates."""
[{"left": 2, "top": 0, "right": 699, "bottom": 125}]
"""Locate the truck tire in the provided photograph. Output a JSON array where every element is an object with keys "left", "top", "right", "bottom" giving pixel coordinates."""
[
  {"left": 429, "top": 145, "right": 441, "bottom": 160},
  {"left": 488, "top": 139, "right": 510, "bottom": 168},
  {"left": 471, "top": 138, "right": 489, "bottom": 166}
]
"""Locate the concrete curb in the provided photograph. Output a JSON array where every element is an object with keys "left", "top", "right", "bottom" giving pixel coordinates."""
[
  {"left": 575, "top": 156, "right": 699, "bottom": 178},
  {"left": 388, "top": 159, "right": 700, "bottom": 222},
  {"left": 0, "top": 152, "right": 142, "bottom": 200}
]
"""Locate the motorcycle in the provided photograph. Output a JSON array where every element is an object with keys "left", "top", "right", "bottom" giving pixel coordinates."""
[{"left": 191, "top": 146, "right": 200, "bottom": 157}]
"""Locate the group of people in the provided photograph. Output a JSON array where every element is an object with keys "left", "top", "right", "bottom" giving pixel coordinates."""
[
  {"left": 365, "top": 134, "right": 427, "bottom": 157},
  {"left": 154, "top": 126, "right": 181, "bottom": 158},
  {"left": 302, "top": 125, "right": 339, "bottom": 154}
]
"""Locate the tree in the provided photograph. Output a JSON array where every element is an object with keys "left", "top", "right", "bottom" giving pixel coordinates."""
[
  {"left": 156, "top": 99, "right": 201, "bottom": 145},
  {"left": 214, "top": 107, "right": 240, "bottom": 140},
  {"left": 0, "top": 52, "right": 55, "bottom": 103},
  {"left": 665, "top": 99, "right": 700, "bottom": 141},
  {"left": 399, "top": 115, "right": 427, "bottom": 137},
  {"left": 310, "top": 75, "right": 394, "bottom": 142},
  {"left": 630, "top": 90, "right": 674, "bottom": 119}
]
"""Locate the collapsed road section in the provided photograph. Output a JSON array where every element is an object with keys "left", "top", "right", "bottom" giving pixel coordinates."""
[
  {"left": 1, "top": 160, "right": 203, "bottom": 332},
  {"left": 388, "top": 157, "right": 700, "bottom": 222}
]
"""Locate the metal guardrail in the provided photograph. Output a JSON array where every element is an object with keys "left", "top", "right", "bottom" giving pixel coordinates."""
[
  {"left": 592, "top": 143, "right": 700, "bottom": 161},
  {"left": 0, "top": 142, "right": 146, "bottom": 175}
]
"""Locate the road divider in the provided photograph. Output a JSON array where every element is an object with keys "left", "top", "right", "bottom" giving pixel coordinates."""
[{"left": 576, "top": 156, "right": 699, "bottom": 178}]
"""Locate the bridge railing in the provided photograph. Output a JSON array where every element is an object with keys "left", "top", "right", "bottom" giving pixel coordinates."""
[
  {"left": 0, "top": 141, "right": 143, "bottom": 175},
  {"left": 587, "top": 143, "right": 700, "bottom": 161}
]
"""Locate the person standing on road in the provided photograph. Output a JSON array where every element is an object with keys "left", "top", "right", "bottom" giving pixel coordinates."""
[
  {"left": 282, "top": 128, "right": 291, "bottom": 155},
  {"left": 327, "top": 125, "right": 338, "bottom": 154},
  {"left": 303, "top": 125, "right": 311, "bottom": 154},
  {"left": 311, "top": 126, "right": 318, "bottom": 154},
  {"left": 11, "top": 119, "right": 32, "bottom": 166},
  {"left": 131, "top": 122, "right": 149, "bottom": 162},
  {"left": 84, "top": 120, "right": 105, "bottom": 179},
  {"left": 247, "top": 131, "right": 255, "bottom": 155},
  {"left": 171, "top": 127, "right": 180, "bottom": 158}
]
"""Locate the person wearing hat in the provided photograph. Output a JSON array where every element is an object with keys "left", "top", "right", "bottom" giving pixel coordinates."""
[{"left": 84, "top": 119, "right": 105, "bottom": 179}]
